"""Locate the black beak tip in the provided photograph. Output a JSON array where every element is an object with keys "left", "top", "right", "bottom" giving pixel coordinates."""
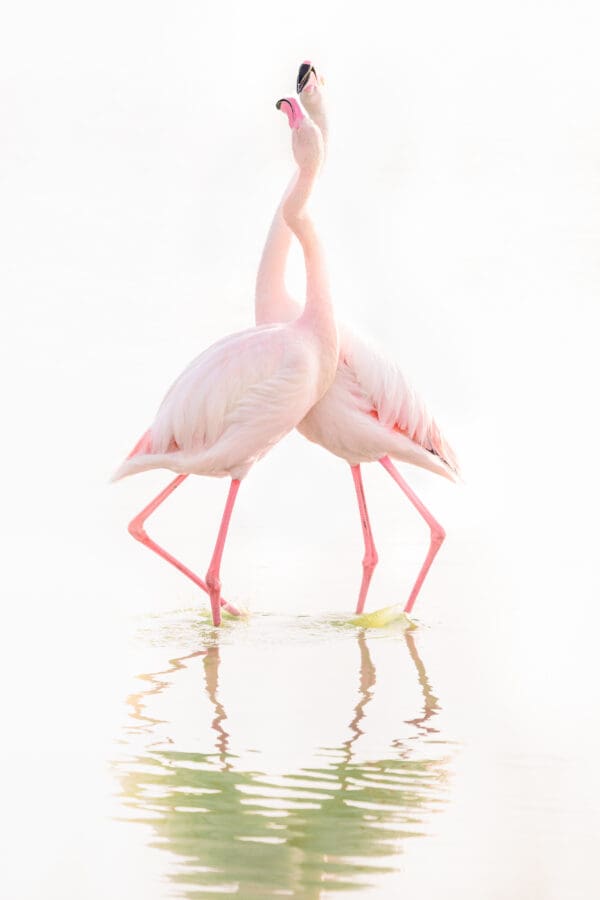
[{"left": 297, "top": 62, "right": 315, "bottom": 94}]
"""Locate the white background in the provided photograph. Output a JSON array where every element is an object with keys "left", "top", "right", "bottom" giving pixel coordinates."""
[{"left": 1, "top": 1, "right": 599, "bottom": 897}]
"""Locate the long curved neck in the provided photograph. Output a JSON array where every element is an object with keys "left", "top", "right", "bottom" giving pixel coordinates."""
[
  {"left": 254, "top": 172, "right": 300, "bottom": 325},
  {"left": 255, "top": 102, "right": 328, "bottom": 327},
  {"left": 284, "top": 163, "right": 335, "bottom": 340}
]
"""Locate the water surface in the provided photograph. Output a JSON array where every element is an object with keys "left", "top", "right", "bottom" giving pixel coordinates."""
[{"left": 114, "top": 612, "right": 455, "bottom": 897}]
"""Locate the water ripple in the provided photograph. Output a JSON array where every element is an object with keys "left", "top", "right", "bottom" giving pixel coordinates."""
[{"left": 115, "top": 616, "right": 456, "bottom": 897}]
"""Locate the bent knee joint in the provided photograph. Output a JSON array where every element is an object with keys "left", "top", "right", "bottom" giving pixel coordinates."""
[
  {"left": 128, "top": 518, "right": 146, "bottom": 542},
  {"left": 206, "top": 572, "right": 221, "bottom": 595},
  {"left": 362, "top": 550, "right": 379, "bottom": 570},
  {"left": 431, "top": 526, "right": 446, "bottom": 547}
]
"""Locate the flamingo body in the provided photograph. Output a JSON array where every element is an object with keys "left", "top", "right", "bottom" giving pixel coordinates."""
[
  {"left": 249, "top": 308, "right": 458, "bottom": 481},
  {"left": 114, "top": 321, "right": 332, "bottom": 483},
  {"left": 299, "top": 323, "right": 458, "bottom": 478}
]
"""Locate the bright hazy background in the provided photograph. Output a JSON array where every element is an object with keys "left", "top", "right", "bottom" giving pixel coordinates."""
[{"left": 2, "top": 1, "right": 599, "bottom": 897}]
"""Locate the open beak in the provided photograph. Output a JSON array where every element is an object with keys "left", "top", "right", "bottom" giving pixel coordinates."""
[{"left": 297, "top": 62, "right": 317, "bottom": 94}]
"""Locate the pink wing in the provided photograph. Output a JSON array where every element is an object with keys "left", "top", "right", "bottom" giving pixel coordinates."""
[
  {"left": 115, "top": 323, "right": 315, "bottom": 481},
  {"left": 337, "top": 325, "right": 460, "bottom": 476}
]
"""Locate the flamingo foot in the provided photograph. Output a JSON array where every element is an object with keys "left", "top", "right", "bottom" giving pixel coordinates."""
[
  {"left": 351, "top": 605, "right": 416, "bottom": 630},
  {"left": 220, "top": 598, "right": 242, "bottom": 617}
]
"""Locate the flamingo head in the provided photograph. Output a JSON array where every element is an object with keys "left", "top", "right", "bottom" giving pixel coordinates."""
[
  {"left": 277, "top": 96, "right": 323, "bottom": 170},
  {"left": 296, "top": 61, "right": 326, "bottom": 126},
  {"left": 276, "top": 96, "right": 305, "bottom": 129},
  {"left": 297, "top": 60, "right": 324, "bottom": 96}
]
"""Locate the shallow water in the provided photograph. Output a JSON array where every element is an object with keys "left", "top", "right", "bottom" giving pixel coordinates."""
[
  {"left": 3, "top": 537, "right": 600, "bottom": 899},
  {"left": 115, "top": 613, "right": 452, "bottom": 898},
  {"left": 59, "top": 591, "right": 591, "bottom": 900}
]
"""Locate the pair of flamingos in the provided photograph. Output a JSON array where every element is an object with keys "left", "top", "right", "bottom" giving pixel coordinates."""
[{"left": 114, "top": 63, "right": 459, "bottom": 626}]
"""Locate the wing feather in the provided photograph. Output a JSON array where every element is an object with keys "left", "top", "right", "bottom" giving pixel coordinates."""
[
  {"left": 130, "top": 323, "right": 317, "bottom": 480},
  {"left": 338, "top": 325, "right": 460, "bottom": 474}
]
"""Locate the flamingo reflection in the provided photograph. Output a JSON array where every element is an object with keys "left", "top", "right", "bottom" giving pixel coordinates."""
[{"left": 117, "top": 628, "right": 452, "bottom": 897}]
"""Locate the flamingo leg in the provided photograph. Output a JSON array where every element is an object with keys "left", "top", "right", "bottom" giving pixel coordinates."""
[
  {"left": 128, "top": 475, "right": 241, "bottom": 618},
  {"left": 205, "top": 479, "right": 241, "bottom": 627},
  {"left": 379, "top": 456, "right": 446, "bottom": 614},
  {"left": 350, "top": 465, "right": 379, "bottom": 615}
]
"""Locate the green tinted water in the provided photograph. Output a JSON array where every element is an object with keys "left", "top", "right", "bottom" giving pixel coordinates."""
[{"left": 114, "top": 614, "right": 454, "bottom": 897}]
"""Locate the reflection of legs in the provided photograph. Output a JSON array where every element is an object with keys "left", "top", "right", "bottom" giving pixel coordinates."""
[
  {"left": 351, "top": 465, "right": 379, "bottom": 615},
  {"left": 202, "top": 645, "right": 231, "bottom": 768},
  {"left": 205, "top": 479, "right": 241, "bottom": 627},
  {"left": 403, "top": 630, "right": 440, "bottom": 733},
  {"left": 344, "top": 631, "right": 376, "bottom": 761},
  {"left": 379, "top": 456, "right": 445, "bottom": 614},
  {"left": 128, "top": 475, "right": 240, "bottom": 617}
]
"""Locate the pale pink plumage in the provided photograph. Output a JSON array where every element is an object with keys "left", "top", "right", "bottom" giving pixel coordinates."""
[
  {"left": 115, "top": 99, "right": 336, "bottom": 625},
  {"left": 113, "top": 323, "right": 325, "bottom": 482},
  {"left": 298, "top": 324, "right": 459, "bottom": 479},
  {"left": 255, "top": 63, "right": 459, "bottom": 615}
]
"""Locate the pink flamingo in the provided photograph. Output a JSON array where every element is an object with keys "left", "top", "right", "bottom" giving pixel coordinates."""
[
  {"left": 255, "top": 62, "right": 460, "bottom": 617},
  {"left": 114, "top": 97, "right": 336, "bottom": 626}
]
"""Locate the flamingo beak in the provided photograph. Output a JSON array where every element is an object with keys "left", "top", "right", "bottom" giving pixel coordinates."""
[
  {"left": 276, "top": 97, "right": 303, "bottom": 128},
  {"left": 297, "top": 62, "right": 318, "bottom": 94},
  {"left": 276, "top": 98, "right": 294, "bottom": 122}
]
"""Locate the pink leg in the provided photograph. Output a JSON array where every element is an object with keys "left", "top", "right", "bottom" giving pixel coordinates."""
[
  {"left": 351, "top": 465, "right": 379, "bottom": 615},
  {"left": 205, "top": 479, "right": 241, "bottom": 627},
  {"left": 128, "top": 475, "right": 240, "bottom": 617},
  {"left": 379, "top": 456, "right": 446, "bottom": 614}
]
